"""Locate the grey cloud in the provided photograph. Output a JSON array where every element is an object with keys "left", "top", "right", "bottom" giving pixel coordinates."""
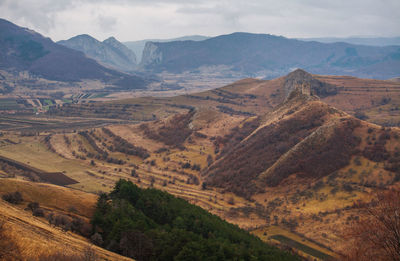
[
  {"left": 97, "top": 15, "right": 117, "bottom": 33},
  {"left": 0, "top": 0, "right": 398, "bottom": 41}
]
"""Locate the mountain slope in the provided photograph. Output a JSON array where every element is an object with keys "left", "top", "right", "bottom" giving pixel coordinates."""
[
  {"left": 91, "top": 179, "right": 299, "bottom": 260},
  {"left": 0, "top": 18, "right": 146, "bottom": 89},
  {"left": 0, "top": 179, "right": 131, "bottom": 260},
  {"left": 124, "top": 35, "right": 209, "bottom": 62},
  {"left": 58, "top": 35, "right": 137, "bottom": 72},
  {"left": 202, "top": 71, "right": 400, "bottom": 198},
  {"left": 140, "top": 32, "right": 400, "bottom": 79}
]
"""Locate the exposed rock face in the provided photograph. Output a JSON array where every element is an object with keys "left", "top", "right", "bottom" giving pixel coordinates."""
[
  {"left": 124, "top": 35, "right": 209, "bottom": 62},
  {"left": 283, "top": 69, "right": 312, "bottom": 100},
  {"left": 103, "top": 37, "right": 137, "bottom": 65},
  {"left": 58, "top": 35, "right": 137, "bottom": 72},
  {"left": 140, "top": 42, "right": 163, "bottom": 68},
  {"left": 284, "top": 69, "right": 338, "bottom": 101}
]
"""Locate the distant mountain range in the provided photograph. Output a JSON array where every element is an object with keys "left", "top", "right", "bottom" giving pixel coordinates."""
[
  {"left": 2, "top": 16, "right": 399, "bottom": 87},
  {"left": 140, "top": 32, "right": 400, "bottom": 79},
  {"left": 58, "top": 35, "right": 137, "bottom": 72},
  {"left": 300, "top": 36, "right": 400, "bottom": 47},
  {"left": 0, "top": 18, "right": 148, "bottom": 89},
  {"left": 124, "top": 35, "right": 209, "bottom": 62}
]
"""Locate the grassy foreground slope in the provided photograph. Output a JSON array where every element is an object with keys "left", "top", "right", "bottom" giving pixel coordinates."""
[
  {"left": 0, "top": 179, "right": 131, "bottom": 260},
  {"left": 91, "top": 179, "right": 299, "bottom": 261}
]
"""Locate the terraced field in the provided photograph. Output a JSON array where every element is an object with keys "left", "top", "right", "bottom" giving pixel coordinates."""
[{"left": 252, "top": 226, "right": 338, "bottom": 261}]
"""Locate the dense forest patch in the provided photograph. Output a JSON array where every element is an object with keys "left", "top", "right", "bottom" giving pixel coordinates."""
[{"left": 91, "top": 179, "right": 298, "bottom": 261}]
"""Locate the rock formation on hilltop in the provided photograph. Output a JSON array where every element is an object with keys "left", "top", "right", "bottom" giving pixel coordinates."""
[{"left": 283, "top": 69, "right": 338, "bottom": 101}]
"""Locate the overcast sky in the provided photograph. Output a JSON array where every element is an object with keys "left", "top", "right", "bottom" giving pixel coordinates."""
[{"left": 0, "top": 0, "right": 399, "bottom": 42}]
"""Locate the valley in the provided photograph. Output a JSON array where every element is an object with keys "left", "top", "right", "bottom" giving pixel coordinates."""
[
  {"left": 0, "top": 13, "right": 399, "bottom": 260},
  {"left": 1, "top": 69, "right": 399, "bottom": 260}
]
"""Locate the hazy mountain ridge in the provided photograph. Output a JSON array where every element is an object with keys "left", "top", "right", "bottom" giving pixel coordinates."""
[
  {"left": 300, "top": 36, "right": 400, "bottom": 46},
  {"left": 58, "top": 34, "right": 137, "bottom": 72},
  {"left": 140, "top": 32, "right": 400, "bottom": 79},
  {"left": 0, "top": 19, "right": 148, "bottom": 89},
  {"left": 124, "top": 35, "right": 209, "bottom": 62},
  {"left": 0, "top": 18, "right": 148, "bottom": 89}
]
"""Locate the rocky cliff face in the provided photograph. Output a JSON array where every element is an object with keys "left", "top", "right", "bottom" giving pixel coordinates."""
[
  {"left": 283, "top": 69, "right": 312, "bottom": 100},
  {"left": 140, "top": 42, "right": 163, "bottom": 68},
  {"left": 103, "top": 37, "right": 137, "bottom": 65},
  {"left": 284, "top": 69, "right": 338, "bottom": 101},
  {"left": 58, "top": 35, "right": 137, "bottom": 72}
]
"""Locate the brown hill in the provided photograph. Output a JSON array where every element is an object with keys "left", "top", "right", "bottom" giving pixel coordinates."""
[
  {"left": 202, "top": 86, "right": 400, "bottom": 200},
  {"left": 48, "top": 69, "right": 400, "bottom": 127},
  {"left": 203, "top": 93, "right": 353, "bottom": 198}
]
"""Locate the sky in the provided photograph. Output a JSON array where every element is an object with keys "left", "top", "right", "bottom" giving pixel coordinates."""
[{"left": 0, "top": 0, "right": 399, "bottom": 42}]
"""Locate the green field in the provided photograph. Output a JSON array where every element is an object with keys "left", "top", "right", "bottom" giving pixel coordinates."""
[
  {"left": 270, "top": 235, "right": 334, "bottom": 260},
  {"left": 0, "top": 99, "right": 22, "bottom": 110}
]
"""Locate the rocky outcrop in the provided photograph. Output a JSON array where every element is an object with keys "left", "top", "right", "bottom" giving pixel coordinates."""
[
  {"left": 284, "top": 69, "right": 338, "bottom": 101},
  {"left": 140, "top": 42, "right": 163, "bottom": 68},
  {"left": 58, "top": 35, "right": 137, "bottom": 72},
  {"left": 283, "top": 69, "right": 312, "bottom": 100}
]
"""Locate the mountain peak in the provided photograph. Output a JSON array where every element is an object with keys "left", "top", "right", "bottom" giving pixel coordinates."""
[
  {"left": 103, "top": 36, "right": 118, "bottom": 43},
  {"left": 58, "top": 33, "right": 137, "bottom": 71},
  {"left": 70, "top": 34, "right": 98, "bottom": 42}
]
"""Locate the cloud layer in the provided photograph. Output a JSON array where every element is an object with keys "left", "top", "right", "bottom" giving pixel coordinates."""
[{"left": 0, "top": 0, "right": 398, "bottom": 42}]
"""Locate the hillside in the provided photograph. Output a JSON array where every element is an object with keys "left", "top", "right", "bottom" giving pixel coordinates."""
[
  {"left": 124, "top": 35, "right": 209, "bottom": 62},
  {"left": 140, "top": 32, "right": 400, "bottom": 79},
  {"left": 2, "top": 70, "right": 400, "bottom": 259},
  {"left": 202, "top": 86, "right": 398, "bottom": 199},
  {"left": 48, "top": 69, "right": 400, "bottom": 127},
  {"left": 58, "top": 35, "right": 137, "bottom": 72},
  {"left": 0, "top": 179, "right": 131, "bottom": 260},
  {"left": 0, "top": 178, "right": 297, "bottom": 260},
  {"left": 91, "top": 179, "right": 298, "bottom": 260},
  {"left": 0, "top": 18, "right": 147, "bottom": 88}
]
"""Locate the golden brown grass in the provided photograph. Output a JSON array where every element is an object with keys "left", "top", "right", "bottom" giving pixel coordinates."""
[{"left": 0, "top": 180, "right": 131, "bottom": 261}]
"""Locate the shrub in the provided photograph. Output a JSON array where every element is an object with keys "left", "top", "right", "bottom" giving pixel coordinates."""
[
  {"left": 27, "top": 202, "right": 40, "bottom": 211},
  {"left": 354, "top": 111, "right": 368, "bottom": 120},
  {"left": 91, "top": 232, "right": 103, "bottom": 246},
  {"left": 2, "top": 191, "right": 23, "bottom": 204},
  {"left": 33, "top": 208, "right": 45, "bottom": 217}
]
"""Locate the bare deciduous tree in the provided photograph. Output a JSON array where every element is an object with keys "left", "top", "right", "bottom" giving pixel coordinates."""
[{"left": 344, "top": 189, "right": 400, "bottom": 261}]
